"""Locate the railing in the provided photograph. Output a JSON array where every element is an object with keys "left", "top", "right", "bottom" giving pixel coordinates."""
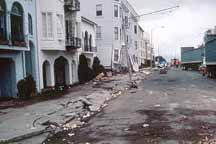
[
  {"left": 66, "top": 37, "right": 81, "bottom": 50},
  {"left": 0, "top": 37, "right": 9, "bottom": 45},
  {"left": 84, "top": 46, "right": 97, "bottom": 53},
  {"left": 65, "top": 0, "right": 80, "bottom": 11},
  {"left": 11, "top": 34, "right": 28, "bottom": 47},
  {"left": 0, "top": 34, "right": 27, "bottom": 48}
]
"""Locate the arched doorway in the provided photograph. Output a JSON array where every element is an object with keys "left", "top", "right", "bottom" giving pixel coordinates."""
[
  {"left": 0, "top": 0, "right": 7, "bottom": 41},
  {"left": 0, "top": 58, "right": 16, "bottom": 97},
  {"left": 25, "top": 41, "right": 35, "bottom": 76},
  {"left": 11, "top": 2, "right": 24, "bottom": 45},
  {"left": 42, "top": 60, "right": 51, "bottom": 88},
  {"left": 54, "top": 56, "right": 69, "bottom": 86}
]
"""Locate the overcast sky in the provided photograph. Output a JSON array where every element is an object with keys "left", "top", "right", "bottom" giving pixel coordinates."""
[{"left": 128, "top": 0, "right": 216, "bottom": 60}]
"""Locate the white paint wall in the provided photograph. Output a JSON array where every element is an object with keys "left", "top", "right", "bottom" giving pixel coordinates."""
[
  {"left": 36, "top": 0, "right": 80, "bottom": 89},
  {"left": 80, "top": 0, "right": 141, "bottom": 70}
]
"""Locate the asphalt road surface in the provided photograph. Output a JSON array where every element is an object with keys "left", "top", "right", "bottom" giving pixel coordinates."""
[{"left": 45, "top": 68, "right": 216, "bottom": 144}]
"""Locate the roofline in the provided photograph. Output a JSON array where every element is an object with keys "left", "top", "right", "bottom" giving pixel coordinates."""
[
  {"left": 81, "top": 16, "right": 97, "bottom": 26},
  {"left": 122, "top": 0, "right": 139, "bottom": 19}
]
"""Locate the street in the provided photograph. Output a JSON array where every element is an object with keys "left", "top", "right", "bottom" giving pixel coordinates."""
[{"left": 44, "top": 69, "right": 216, "bottom": 144}]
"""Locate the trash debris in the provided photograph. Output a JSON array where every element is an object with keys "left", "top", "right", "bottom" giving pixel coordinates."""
[
  {"left": 142, "top": 124, "right": 149, "bottom": 128},
  {"left": 141, "top": 70, "right": 151, "bottom": 75},
  {"left": 129, "top": 81, "right": 138, "bottom": 89},
  {"left": 95, "top": 73, "right": 105, "bottom": 80},
  {"left": 79, "top": 98, "right": 92, "bottom": 111},
  {"left": 124, "top": 128, "right": 129, "bottom": 131},
  {"left": 154, "top": 104, "right": 161, "bottom": 107},
  {"left": 83, "top": 112, "right": 91, "bottom": 119},
  {"left": 68, "top": 133, "right": 75, "bottom": 137}
]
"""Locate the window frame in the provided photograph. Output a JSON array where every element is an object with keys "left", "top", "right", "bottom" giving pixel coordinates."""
[
  {"left": 41, "top": 12, "right": 54, "bottom": 40},
  {"left": 114, "top": 5, "right": 118, "bottom": 17},
  {"left": 114, "top": 27, "right": 119, "bottom": 40},
  {"left": 96, "top": 4, "right": 103, "bottom": 16},
  {"left": 28, "top": 14, "right": 33, "bottom": 36},
  {"left": 114, "top": 49, "right": 119, "bottom": 62}
]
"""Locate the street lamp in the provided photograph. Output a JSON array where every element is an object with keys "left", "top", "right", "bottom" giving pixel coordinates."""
[{"left": 150, "top": 26, "right": 165, "bottom": 69}]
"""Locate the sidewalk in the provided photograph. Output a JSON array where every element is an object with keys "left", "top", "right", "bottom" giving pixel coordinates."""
[{"left": 0, "top": 71, "right": 150, "bottom": 143}]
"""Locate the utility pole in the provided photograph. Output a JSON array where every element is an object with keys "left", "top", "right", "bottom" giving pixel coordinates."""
[
  {"left": 122, "top": 17, "right": 132, "bottom": 82},
  {"left": 121, "top": 5, "right": 180, "bottom": 81}
]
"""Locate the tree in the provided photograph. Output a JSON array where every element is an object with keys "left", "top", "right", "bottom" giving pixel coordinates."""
[
  {"left": 92, "top": 56, "right": 106, "bottom": 77},
  {"left": 78, "top": 54, "right": 94, "bottom": 83}
]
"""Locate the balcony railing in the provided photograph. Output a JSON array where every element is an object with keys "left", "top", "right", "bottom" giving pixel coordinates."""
[
  {"left": 11, "top": 34, "right": 27, "bottom": 47},
  {"left": 65, "top": 0, "right": 80, "bottom": 12},
  {"left": 84, "top": 46, "right": 97, "bottom": 53},
  {"left": 0, "top": 34, "right": 27, "bottom": 48},
  {"left": 66, "top": 37, "right": 81, "bottom": 50},
  {"left": 0, "top": 38, "right": 9, "bottom": 45}
]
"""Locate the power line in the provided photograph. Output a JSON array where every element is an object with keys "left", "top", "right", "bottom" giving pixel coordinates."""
[{"left": 136, "top": 5, "right": 180, "bottom": 18}]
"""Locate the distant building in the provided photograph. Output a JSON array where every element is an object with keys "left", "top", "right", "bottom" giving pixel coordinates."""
[
  {"left": 0, "top": 0, "right": 38, "bottom": 97},
  {"left": 138, "top": 26, "right": 151, "bottom": 67},
  {"left": 81, "top": 16, "right": 97, "bottom": 67}
]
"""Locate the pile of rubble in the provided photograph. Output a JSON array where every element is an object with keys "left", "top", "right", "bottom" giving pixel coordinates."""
[{"left": 33, "top": 89, "right": 123, "bottom": 138}]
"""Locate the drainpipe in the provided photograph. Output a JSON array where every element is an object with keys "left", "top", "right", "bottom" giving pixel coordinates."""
[{"left": 35, "top": 0, "right": 41, "bottom": 91}]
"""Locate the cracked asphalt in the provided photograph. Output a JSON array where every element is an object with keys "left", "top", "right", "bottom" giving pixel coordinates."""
[{"left": 45, "top": 68, "right": 216, "bottom": 144}]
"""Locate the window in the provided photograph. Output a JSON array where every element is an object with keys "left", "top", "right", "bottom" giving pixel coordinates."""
[
  {"left": 57, "top": 14, "right": 63, "bottom": 38},
  {"left": 114, "top": 27, "right": 118, "bottom": 40},
  {"left": 11, "top": 2, "right": 24, "bottom": 42},
  {"left": 47, "top": 13, "right": 53, "bottom": 37},
  {"left": 0, "top": 0, "right": 6, "bottom": 40},
  {"left": 28, "top": 14, "right": 33, "bottom": 35},
  {"left": 135, "top": 41, "right": 138, "bottom": 49},
  {"left": 96, "top": 26, "right": 102, "bottom": 39},
  {"left": 120, "top": 7, "right": 122, "bottom": 18},
  {"left": 42, "top": 13, "right": 47, "bottom": 37},
  {"left": 114, "top": 49, "right": 119, "bottom": 62},
  {"left": 84, "top": 31, "right": 88, "bottom": 51},
  {"left": 120, "top": 28, "right": 122, "bottom": 40},
  {"left": 96, "top": 4, "right": 102, "bottom": 16},
  {"left": 124, "top": 16, "right": 129, "bottom": 27},
  {"left": 114, "top": 5, "right": 118, "bottom": 17},
  {"left": 134, "top": 25, "right": 137, "bottom": 34},
  {"left": 42, "top": 12, "right": 53, "bottom": 38}
]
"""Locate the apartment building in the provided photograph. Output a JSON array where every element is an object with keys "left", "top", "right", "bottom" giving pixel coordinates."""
[
  {"left": 0, "top": 0, "right": 38, "bottom": 97},
  {"left": 79, "top": 0, "right": 142, "bottom": 71},
  {"left": 36, "top": 0, "right": 81, "bottom": 89},
  {"left": 81, "top": 16, "right": 97, "bottom": 67}
]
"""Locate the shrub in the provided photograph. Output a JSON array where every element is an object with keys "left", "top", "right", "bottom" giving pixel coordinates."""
[
  {"left": 92, "top": 56, "right": 106, "bottom": 77},
  {"left": 78, "top": 55, "right": 94, "bottom": 83},
  {"left": 17, "top": 75, "right": 36, "bottom": 100}
]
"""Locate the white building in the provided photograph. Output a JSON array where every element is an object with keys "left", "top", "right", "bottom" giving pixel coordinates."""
[
  {"left": 36, "top": 0, "right": 81, "bottom": 89},
  {"left": 79, "top": 0, "right": 141, "bottom": 71},
  {"left": 138, "top": 26, "right": 151, "bottom": 67},
  {"left": 81, "top": 16, "right": 97, "bottom": 67}
]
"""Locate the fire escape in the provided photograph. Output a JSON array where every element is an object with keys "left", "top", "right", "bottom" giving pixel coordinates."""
[{"left": 64, "top": 0, "right": 81, "bottom": 50}]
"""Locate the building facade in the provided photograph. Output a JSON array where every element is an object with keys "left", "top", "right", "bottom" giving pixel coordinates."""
[
  {"left": 81, "top": 16, "right": 97, "bottom": 67},
  {"left": 79, "top": 0, "right": 142, "bottom": 71},
  {"left": 0, "top": 0, "right": 39, "bottom": 97},
  {"left": 36, "top": 0, "right": 81, "bottom": 89}
]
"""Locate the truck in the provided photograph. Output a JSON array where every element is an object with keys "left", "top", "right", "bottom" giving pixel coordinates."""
[
  {"left": 181, "top": 47, "right": 204, "bottom": 71},
  {"left": 204, "top": 34, "right": 216, "bottom": 78},
  {"left": 180, "top": 31, "right": 216, "bottom": 78}
]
